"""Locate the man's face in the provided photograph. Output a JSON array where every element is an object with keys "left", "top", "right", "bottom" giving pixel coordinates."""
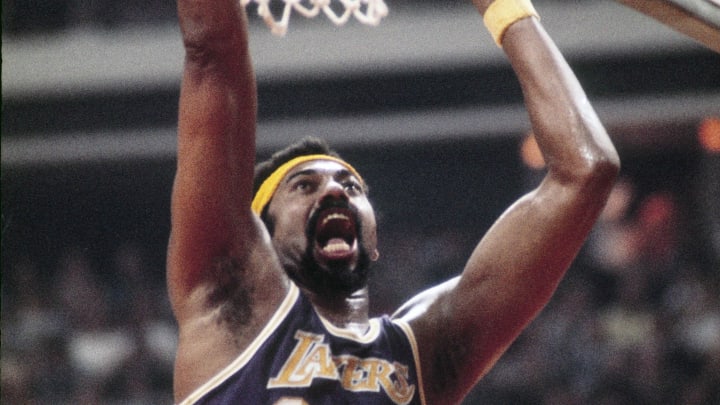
[{"left": 265, "top": 160, "right": 378, "bottom": 296}]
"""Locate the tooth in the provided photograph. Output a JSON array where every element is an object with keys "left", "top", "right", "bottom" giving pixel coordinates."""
[
  {"left": 322, "top": 213, "right": 349, "bottom": 225},
  {"left": 323, "top": 240, "right": 351, "bottom": 252}
]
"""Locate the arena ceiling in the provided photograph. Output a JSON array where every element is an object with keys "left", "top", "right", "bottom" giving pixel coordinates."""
[{"left": 3, "top": 0, "right": 719, "bottom": 166}]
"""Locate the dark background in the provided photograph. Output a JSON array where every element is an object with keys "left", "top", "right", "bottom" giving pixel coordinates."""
[{"left": 3, "top": 0, "right": 719, "bottom": 403}]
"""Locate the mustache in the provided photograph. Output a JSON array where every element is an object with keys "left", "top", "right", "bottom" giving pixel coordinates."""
[
  {"left": 305, "top": 199, "right": 360, "bottom": 238},
  {"left": 296, "top": 198, "right": 373, "bottom": 295}
]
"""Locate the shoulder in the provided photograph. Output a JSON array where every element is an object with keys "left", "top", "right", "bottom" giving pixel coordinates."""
[
  {"left": 391, "top": 276, "right": 460, "bottom": 323},
  {"left": 174, "top": 279, "right": 298, "bottom": 403}
]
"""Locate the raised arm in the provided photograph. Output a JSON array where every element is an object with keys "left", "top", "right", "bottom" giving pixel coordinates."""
[
  {"left": 398, "top": 2, "right": 620, "bottom": 403},
  {"left": 169, "top": 0, "right": 258, "bottom": 322},
  {"left": 167, "top": 0, "right": 288, "bottom": 401}
]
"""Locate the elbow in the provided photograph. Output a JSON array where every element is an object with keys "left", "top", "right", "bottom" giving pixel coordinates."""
[
  {"left": 601, "top": 150, "right": 621, "bottom": 179},
  {"left": 573, "top": 147, "right": 621, "bottom": 194},
  {"left": 549, "top": 139, "right": 620, "bottom": 193},
  {"left": 592, "top": 138, "right": 621, "bottom": 183},
  {"left": 179, "top": 6, "right": 248, "bottom": 66},
  {"left": 182, "top": 27, "right": 240, "bottom": 67}
]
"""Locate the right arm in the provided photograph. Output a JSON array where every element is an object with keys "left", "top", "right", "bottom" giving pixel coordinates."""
[
  {"left": 167, "top": 0, "right": 288, "bottom": 401},
  {"left": 169, "top": 0, "right": 257, "bottom": 307}
]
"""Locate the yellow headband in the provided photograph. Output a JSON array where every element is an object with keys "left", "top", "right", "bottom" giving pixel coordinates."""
[{"left": 251, "top": 154, "right": 364, "bottom": 215}]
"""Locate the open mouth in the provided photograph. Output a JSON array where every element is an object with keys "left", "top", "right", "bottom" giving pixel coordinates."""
[{"left": 313, "top": 207, "right": 358, "bottom": 261}]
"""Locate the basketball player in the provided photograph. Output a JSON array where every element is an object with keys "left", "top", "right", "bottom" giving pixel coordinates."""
[{"left": 167, "top": 0, "right": 620, "bottom": 403}]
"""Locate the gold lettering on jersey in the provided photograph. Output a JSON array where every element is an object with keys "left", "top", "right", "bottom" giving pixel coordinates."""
[
  {"left": 268, "top": 331, "right": 416, "bottom": 405},
  {"left": 268, "top": 331, "right": 338, "bottom": 387}
]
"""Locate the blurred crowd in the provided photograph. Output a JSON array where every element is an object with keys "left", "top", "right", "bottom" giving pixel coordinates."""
[
  {"left": 2, "top": 244, "right": 176, "bottom": 404},
  {"left": 372, "top": 175, "right": 720, "bottom": 405},
  {"left": 2, "top": 176, "right": 719, "bottom": 404},
  {"left": 464, "top": 179, "right": 720, "bottom": 404}
]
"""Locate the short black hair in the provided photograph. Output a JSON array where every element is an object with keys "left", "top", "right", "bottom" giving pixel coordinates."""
[
  {"left": 253, "top": 137, "right": 345, "bottom": 228},
  {"left": 253, "top": 137, "right": 371, "bottom": 233},
  {"left": 253, "top": 137, "right": 342, "bottom": 195}
]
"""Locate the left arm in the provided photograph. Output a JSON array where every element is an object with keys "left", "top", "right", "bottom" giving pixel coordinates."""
[{"left": 396, "top": 3, "right": 620, "bottom": 403}]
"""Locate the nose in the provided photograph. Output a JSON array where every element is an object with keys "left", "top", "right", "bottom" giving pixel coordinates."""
[{"left": 320, "top": 179, "right": 348, "bottom": 204}]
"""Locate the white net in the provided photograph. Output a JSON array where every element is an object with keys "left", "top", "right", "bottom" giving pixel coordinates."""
[{"left": 241, "top": 0, "right": 389, "bottom": 36}]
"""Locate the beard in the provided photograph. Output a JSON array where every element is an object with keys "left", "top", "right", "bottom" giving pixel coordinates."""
[
  {"left": 293, "top": 201, "right": 373, "bottom": 296},
  {"left": 296, "top": 242, "right": 372, "bottom": 296}
]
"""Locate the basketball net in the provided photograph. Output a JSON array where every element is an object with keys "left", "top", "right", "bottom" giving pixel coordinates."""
[{"left": 241, "top": 0, "right": 389, "bottom": 36}]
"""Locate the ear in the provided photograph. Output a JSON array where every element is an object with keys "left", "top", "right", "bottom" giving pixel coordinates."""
[{"left": 370, "top": 249, "right": 380, "bottom": 262}]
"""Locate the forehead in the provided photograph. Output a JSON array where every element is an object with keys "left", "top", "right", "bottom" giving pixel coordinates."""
[{"left": 284, "top": 160, "right": 357, "bottom": 180}]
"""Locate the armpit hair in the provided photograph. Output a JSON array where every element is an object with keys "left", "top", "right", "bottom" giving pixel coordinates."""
[{"left": 208, "top": 256, "right": 254, "bottom": 328}]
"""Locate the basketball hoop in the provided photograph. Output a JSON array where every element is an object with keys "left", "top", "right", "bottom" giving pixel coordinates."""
[{"left": 241, "top": 0, "right": 389, "bottom": 36}]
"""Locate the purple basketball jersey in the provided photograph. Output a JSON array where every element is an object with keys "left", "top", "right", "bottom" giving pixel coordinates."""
[{"left": 179, "top": 284, "right": 426, "bottom": 405}]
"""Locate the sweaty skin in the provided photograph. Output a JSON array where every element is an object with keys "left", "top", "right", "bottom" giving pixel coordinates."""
[{"left": 167, "top": 0, "right": 620, "bottom": 403}]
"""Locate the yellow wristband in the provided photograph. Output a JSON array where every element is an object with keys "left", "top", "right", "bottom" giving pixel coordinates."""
[{"left": 483, "top": 0, "right": 539, "bottom": 47}]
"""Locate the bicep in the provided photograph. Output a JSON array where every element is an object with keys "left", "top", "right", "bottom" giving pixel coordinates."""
[
  {"left": 413, "top": 174, "right": 612, "bottom": 401},
  {"left": 457, "top": 175, "right": 608, "bottom": 342}
]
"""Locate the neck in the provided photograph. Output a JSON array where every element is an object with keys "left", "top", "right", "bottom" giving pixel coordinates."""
[{"left": 302, "top": 286, "right": 371, "bottom": 333}]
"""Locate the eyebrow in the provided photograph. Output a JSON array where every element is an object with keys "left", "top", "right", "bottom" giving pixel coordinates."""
[
  {"left": 285, "top": 169, "right": 318, "bottom": 183},
  {"left": 284, "top": 168, "right": 356, "bottom": 183}
]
